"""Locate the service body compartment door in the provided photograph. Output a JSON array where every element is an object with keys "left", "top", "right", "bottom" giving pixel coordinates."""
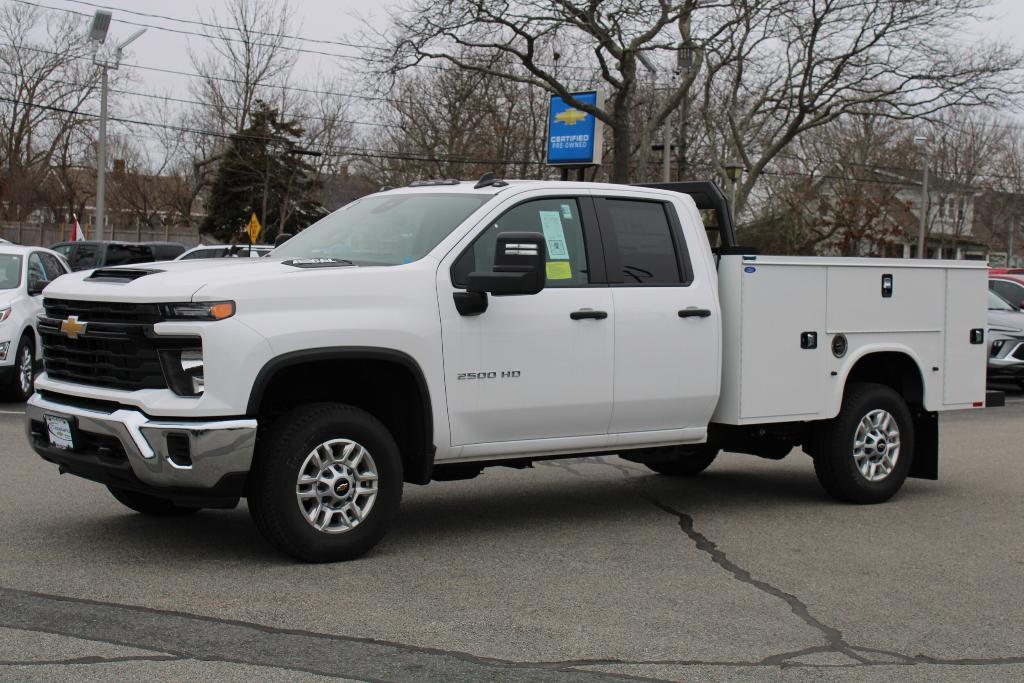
[
  {"left": 738, "top": 263, "right": 828, "bottom": 419},
  {"left": 943, "top": 268, "right": 987, "bottom": 406}
]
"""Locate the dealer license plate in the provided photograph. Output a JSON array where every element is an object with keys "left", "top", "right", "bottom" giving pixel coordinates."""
[{"left": 44, "top": 414, "right": 75, "bottom": 450}]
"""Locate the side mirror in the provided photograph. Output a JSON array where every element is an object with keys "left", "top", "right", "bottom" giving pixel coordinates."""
[
  {"left": 466, "top": 232, "right": 546, "bottom": 295},
  {"left": 274, "top": 232, "right": 294, "bottom": 247},
  {"left": 454, "top": 232, "right": 546, "bottom": 316},
  {"left": 28, "top": 279, "right": 49, "bottom": 296}
]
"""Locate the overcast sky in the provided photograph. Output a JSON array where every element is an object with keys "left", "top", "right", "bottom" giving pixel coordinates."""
[{"left": 21, "top": 0, "right": 1024, "bottom": 147}]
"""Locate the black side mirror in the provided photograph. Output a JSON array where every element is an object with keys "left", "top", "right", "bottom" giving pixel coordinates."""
[
  {"left": 28, "top": 279, "right": 49, "bottom": 296},
  {"left": 467, "top": 232, "right": 546, "bottom": 295},
  {"left": 454, "top": 232, "right": 547, "bottom": 316},
  {"left": 274, "top": 232, "right": 294, "bottom": 247}
]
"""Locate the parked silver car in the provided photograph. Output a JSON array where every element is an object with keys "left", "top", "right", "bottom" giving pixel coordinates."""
[{"left": 988, "top": 290, "right": 1024, "bottom": 388}]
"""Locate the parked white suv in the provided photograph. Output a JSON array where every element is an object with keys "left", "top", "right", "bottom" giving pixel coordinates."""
[
  {"left": 25, "top": 179, "right": 988, "bottom": 562},
  {"left": 0, "top": 245, "right": 69, "bottom": 400}
]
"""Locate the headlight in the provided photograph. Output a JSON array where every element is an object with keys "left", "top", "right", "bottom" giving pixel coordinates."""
[
  {"left": 159, "top": 347, "right": 204, "bottom": 396},
  {"left": 160, "top": 301, "right": 235, "bottom": 320},
  {"left": 0, "top": 307, "right": 11, "bottom": 323},
  {"left": 989, "top": 325, "right": 1023, "bottom": 334}
]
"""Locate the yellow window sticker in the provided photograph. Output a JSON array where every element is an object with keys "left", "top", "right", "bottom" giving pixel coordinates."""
[{"left": 546, "top": 261, "right": 572, "bottom": 280}]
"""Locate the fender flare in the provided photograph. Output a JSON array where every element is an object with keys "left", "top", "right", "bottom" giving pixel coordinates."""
[{"left": 245, "top": 346, "right": 434, "bottom": 456}]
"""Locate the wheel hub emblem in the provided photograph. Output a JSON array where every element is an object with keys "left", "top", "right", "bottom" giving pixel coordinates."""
[{"left": 335, "top": 480, "right": 350, "bottom": 496}]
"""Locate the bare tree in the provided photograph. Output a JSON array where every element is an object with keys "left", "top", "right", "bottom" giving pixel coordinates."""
[
  {"left": 376, "top": 0, "right": 734, "bottom": 182},
  {"left": 189, "top": 0, "right": 299, "bottom": 135},
  {"left": 377, "top": 0, "right": 1021, "bottom": 193},
  {"left": 697, "top": 0, "right": 1022, "bottom": 217},
  {"left": 0, "top": 3, "right": 101, "bottom": 222}
]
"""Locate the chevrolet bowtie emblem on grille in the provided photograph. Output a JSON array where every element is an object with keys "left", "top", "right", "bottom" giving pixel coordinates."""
[{"left": 59, "top": 315, "right": 87, "bottom": 339}]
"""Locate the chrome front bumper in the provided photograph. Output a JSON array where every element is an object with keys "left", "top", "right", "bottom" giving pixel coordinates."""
[{"left": 25, "top": 393, "right": 257, "bottom": 491}]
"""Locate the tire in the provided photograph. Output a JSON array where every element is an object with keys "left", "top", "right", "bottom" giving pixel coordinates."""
[
  {"left": 107, "top": 486, "right": 202, "bottom": 516},
  {"left": 811, "top": 383, "right": 914, "bottom": 504},
  {"left": 3, "top": 335, "right": 35, "bottom": 402},
  {"left": 636, "top": 445, "right": 719, "bottom": 477},
  {"left": 247, "top": 403, "right": 403, "bottom": 563}
]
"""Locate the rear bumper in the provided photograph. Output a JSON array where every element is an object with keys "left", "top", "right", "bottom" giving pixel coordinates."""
[{"left": 25, "top": 393, "right": 257, "bottom": 502}]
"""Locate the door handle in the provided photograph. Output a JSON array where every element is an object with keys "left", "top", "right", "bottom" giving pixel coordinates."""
[
  {"left": 570, "top": 309, "right": 608, "bottom": 320},
  {"left": 678, "top": 308, "right": 711, "bottom": 318}
]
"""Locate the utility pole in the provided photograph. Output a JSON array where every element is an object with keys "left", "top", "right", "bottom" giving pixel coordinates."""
[
  {"left": 677, "top": 20, "right": 696, "bottom": 181},
  {"left": 914, "top": 136, "right": 930, "bottom": 259},
  {"left": 87, "top": 10, "right": 145, "bottom": 241},
  {"left": 637, "top": 52, "right": 670, "bottom": 183}
]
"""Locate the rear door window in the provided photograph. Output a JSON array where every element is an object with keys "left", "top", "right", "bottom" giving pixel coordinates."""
[{"left": 597, "top": 199, "right": 689, "bottom": 285}]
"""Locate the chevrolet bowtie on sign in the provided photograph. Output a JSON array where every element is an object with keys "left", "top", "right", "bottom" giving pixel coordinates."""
[{"left": 59, "top": 315, "right": 87, "bottom": 339}]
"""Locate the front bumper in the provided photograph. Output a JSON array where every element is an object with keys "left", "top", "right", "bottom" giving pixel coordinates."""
[
  {"left": 25, "top": 393, "right": 257, "bottom": 503},
  {"left": 987, "top": 338, "right": 1024, "bottom": 378}
]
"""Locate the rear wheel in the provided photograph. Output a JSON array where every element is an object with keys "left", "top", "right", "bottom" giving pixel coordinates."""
[
  {"left": 248, "top": 403, "right": 403, "bottom": 563},
  {"left": 812, "top": 383, "right": 914, "bottom": 504},
  {"left": 107, "top": 486, "right": 202, "bottom": 516}
]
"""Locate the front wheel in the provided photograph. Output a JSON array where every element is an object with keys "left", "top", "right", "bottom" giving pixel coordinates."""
[
  {"left": 811, "top": 383, "right": 914, "bottom": 504},
  {"left": 248, "top": 403, "right": 403, "bottom": 563},
  {"left": 3, "top": 336, "right": 35, "bottom": 402}
]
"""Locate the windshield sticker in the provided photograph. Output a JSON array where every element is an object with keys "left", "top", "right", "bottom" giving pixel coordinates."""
[
  {"left": 539, "top": 211, "right": 569, "bottom": 260},
  {"left": 561, "top": 204, "right": 573, "bottom": 219},
  {"left": 546, "top": 261, "right": 572, "bottom": 280}
]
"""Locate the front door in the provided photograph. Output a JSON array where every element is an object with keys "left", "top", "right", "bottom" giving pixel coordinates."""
[{"left": 438, "top": 195, "right": 614, "bottom": 449}]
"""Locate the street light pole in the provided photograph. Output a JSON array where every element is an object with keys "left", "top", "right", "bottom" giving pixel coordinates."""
[
  {"left": 87, "top": 10, "right": 144, "bottom": 241},
  {"left": 723, "top": 161, "right": 744, "bottom": 225},
  {"left": 914, "top": 136, "right": 930, "bottom": 259},
  {"left": 95, "top": 66, "right": 107, "bottom": 241},
  {"left": 637, "top": 52, "right": 671, "bottom": 183}
]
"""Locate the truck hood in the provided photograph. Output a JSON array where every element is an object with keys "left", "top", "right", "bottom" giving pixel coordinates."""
[{"left": 40, "top": 258, "right": 366, "bottom": 303}]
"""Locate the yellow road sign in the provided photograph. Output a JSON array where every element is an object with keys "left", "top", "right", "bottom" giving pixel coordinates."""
[{"left": 246, "top": 213, "right": 262, "bottom": 243}]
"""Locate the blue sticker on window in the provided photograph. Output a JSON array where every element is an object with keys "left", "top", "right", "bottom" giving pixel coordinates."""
[{"left": 744, "top": 266, "right": 756, "bottom": 273}]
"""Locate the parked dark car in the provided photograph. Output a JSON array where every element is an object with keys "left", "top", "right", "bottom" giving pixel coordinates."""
[
  {"left": 49, "top": 241, "right": 183, "bottom": 271},
  {"left": 142, "top": 241, "right": 187, "bottom": 261}
]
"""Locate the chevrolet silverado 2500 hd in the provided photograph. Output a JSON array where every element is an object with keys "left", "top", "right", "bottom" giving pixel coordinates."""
[{"left": 25, "top": 179, "right": 989, "bottom": 562}]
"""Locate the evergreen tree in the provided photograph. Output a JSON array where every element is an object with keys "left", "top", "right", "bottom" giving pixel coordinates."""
[{"left": 200, "top": 102, "right": 326, "bottom": 242}]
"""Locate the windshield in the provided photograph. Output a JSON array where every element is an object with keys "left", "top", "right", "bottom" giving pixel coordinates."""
[
  {"left": 0, "top": 254, "right": 22, "bottom": 289},
  {"left": 989, "top": 290, "right": 1015, "bottom": 311},
  {"left": 272, "top": 193, "right": 491, "bottom": 265}
]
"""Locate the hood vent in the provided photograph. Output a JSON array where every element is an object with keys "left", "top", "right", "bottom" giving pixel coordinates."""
[{"left": 87, "top": 268, "right": 163, "bottom": 283}]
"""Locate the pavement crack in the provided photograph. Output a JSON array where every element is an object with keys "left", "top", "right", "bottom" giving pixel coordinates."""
[
  {"left": 642, "top": 494, "right": 920, "bottom": 667},
  {"left": 0, "top": 654, "right": 182, "bottom": 667}
]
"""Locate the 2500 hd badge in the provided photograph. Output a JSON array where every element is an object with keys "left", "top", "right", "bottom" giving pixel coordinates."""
[{"left": 457, "top": 370, "right": 521, "bottom": 380}]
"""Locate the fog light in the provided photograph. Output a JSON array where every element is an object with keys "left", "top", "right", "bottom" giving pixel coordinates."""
[
  {"left": 0, "top": 341, "right": 8, "bottom": 361},
  {"left": 991, "top": 340, "right": 1005, "bottom": 357},
  {"left": 159, "top": 347, "right": 204, "bottom": 396}
]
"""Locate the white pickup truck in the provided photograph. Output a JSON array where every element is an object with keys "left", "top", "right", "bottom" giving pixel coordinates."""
[{"left": 25, "top": 178, "right": 989, "bottom": 562}]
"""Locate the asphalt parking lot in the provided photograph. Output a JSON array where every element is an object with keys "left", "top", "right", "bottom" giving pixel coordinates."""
[{"left": 1, "top": 389, "right": 1022, "bottom": 682}]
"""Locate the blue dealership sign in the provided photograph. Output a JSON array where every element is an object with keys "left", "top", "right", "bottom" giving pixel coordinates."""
[{"left": 546, "top": 91, "right": 604, "bottom": 166}]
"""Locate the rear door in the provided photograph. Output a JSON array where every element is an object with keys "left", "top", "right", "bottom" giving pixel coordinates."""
[{"left": 595, "top": 195, "right": 720, "bottom": 438}]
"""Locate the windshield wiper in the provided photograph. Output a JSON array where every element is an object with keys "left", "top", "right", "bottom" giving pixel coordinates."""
[{"left": 282, "top": 257, "right": 356, "bottom": 268}]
